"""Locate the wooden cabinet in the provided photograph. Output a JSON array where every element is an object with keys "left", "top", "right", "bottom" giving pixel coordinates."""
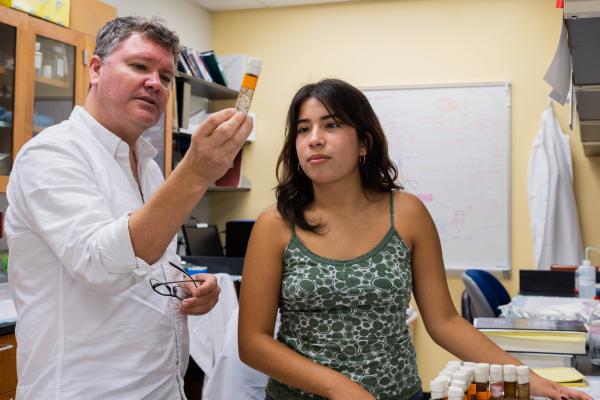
[
  {"left": 0, "top": 333, "right": 17, "bottom": 397},
  {"left": 0, "top": 5, "right": 99, "bottom": 192},
  {"left": 0, "top": 390, "right": 16, "bottom": 400}
]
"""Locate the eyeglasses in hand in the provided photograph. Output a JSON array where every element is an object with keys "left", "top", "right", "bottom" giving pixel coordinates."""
[{"left": 150, "top": 261, "right": 204, "bottom": 300}]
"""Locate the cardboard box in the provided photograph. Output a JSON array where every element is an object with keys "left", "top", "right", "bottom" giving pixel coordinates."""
[{"left": 0, "top": 0, "right": 70, "bottom": 27}]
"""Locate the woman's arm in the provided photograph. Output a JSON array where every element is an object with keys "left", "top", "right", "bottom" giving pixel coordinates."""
[
  {"left": 238, "top": 206, "right": 373, "bottom": 400},
  {"left": 398, "top": 193, "right": 592, "bottom": 400}
]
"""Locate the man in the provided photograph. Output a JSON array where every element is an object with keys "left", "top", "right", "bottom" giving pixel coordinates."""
[{"left": 5, "top": 17, "right": 252, "bottom": 399}]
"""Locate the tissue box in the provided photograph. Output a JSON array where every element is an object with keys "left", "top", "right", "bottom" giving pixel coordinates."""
[{"left": 0, "top": 0, "right": 70, "bottom": 27}]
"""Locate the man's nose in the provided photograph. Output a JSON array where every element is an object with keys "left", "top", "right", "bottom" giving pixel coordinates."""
[{"left": 145, "top": 70, "right": 163, "bottom": 91}]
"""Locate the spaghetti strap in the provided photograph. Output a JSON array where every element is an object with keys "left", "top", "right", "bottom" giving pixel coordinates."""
[
  {"left": 290, "top": 223, "right": 297, "bottom": 237},
  {"left": 389, "top": 190, "right": 395, "bottom": 227}
]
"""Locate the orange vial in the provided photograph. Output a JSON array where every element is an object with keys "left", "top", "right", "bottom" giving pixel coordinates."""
[
  {"left": 235, "top": 57, "right": 262, "bottom": 113},
  {"left": 474, "top": 363, "right": 490, "bottom": 400}
]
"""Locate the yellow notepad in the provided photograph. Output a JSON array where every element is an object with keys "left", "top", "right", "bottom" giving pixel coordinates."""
[{"left": 532, "top": 367, "right": 587, "bottom": 387}]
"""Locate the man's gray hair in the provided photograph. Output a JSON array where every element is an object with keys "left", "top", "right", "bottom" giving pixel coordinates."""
[{"left": 95, "top": 16, "right": 180, "bottom": 64}]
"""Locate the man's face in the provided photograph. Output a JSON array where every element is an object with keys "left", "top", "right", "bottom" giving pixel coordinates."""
[{"left": 89, "top": 33, "right": 174, "bottom": 138}]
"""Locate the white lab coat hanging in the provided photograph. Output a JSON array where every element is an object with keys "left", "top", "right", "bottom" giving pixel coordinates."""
[{"left": 528, "top": 104, "right": 583, "bottom": 269}]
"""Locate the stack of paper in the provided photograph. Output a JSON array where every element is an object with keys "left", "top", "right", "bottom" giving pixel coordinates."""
[
  {"left": 532, "top": 367, "right": 586, "bottom": 387},
  {"left": 474, "top": 318, "right": 587, "bottom": 355}
]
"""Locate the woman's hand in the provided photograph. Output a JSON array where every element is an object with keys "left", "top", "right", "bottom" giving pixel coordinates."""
[{"left": 530, "top": 373, "right": 593, "bottom": 400}]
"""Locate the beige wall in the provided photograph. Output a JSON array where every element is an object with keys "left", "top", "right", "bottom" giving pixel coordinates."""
[
  {"left": 106, "top": 0, "right": 212, "bottom": 51},
  {"left": 211, "top": 0, "right": 600, "bottom": 389}
]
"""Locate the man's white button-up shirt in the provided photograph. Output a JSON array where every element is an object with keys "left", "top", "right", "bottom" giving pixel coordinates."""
[{"left": 6, "top": 106, "right": 188, "bottom": 399}]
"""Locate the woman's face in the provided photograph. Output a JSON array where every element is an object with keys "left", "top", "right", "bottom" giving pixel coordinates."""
[{"left": 295, "top": 98, "right": 366, "bottom": 186}]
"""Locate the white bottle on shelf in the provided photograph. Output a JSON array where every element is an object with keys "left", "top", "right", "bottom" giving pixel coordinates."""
[
  {"left": 578, "top": 246, "right": 600, "bottom": 299},
  {"left": 577, "top": 260, "right": 596, "bottom": 299},
  {"left": 34, "top": 42, "right": 43, "bottom": 75}
]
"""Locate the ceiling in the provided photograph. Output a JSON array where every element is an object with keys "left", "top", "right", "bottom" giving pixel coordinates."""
[{"left": 193, "top": 0, "right": 357, "bottom": 11}]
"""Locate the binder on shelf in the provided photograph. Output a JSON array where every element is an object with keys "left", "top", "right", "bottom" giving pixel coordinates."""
[
  {"left": 215, "top": 149, "right": 243, "bottom": 188},
  {"left": 177, "top": 53, "right": 192, "bottom": 76},
  {"left": 474, "top": 317, "right": 587, "bottom": 355},
  {"left": 192, "top": 50, "right": 213, "bottom": 82},
  {"left": 200, "top": 50, "right": 228, "bottom": 86},
  {"left": 176, "top": 79, "right": 191, "bottom": 129},
  {"left": 185, "top": 47, "right": 207, "bottom": 80},
  {"left": 181, "top": 47, "right": 201, "bottom": 78}
]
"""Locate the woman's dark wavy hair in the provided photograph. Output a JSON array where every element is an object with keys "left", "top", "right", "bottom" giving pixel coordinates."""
[{"left": 276, "top": 78, "right": 400, "bottom": 232}]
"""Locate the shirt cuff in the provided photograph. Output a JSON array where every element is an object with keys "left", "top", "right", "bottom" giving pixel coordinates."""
[{"left": 96, "top": 214, "right": 153, "bottom": 274}]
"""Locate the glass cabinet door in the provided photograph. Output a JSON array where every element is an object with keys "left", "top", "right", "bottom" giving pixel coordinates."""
[
  {"left": 33, "top": 36, "right": 75, "bottom": 136},
  {"left": 0, "top": 22, "right": 16, "bottom": 175}
]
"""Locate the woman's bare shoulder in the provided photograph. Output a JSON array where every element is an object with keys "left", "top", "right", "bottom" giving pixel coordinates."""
[
  {"left": 394, "top": 190, "right": 430, "bottom": 219},
  {"left": 254, "top": 204, "right": 293, "bottom": 240}
]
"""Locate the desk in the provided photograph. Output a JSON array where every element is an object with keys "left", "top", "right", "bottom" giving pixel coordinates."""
[{"left": 497, "top": 297, "right": 600, "bottom": 396}]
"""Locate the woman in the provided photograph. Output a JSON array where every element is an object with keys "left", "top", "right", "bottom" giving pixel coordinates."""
[{"left": 238, "top": 79, "right": 591, "bottom": 400}]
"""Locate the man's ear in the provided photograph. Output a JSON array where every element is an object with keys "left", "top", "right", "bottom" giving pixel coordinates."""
[{"left": 88, "top": 55, "right": 103, "bottom": 88}]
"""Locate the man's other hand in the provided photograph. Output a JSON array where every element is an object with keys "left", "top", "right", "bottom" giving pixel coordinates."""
[{"left": 178, "top": 273, "right": 220, "bottom": 315}]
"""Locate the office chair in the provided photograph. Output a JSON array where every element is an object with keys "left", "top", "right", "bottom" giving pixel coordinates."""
[
  {"left": 461, "top": 269, "right": 511, "bottom": 323},
  {"left": 225, "top": 220, "right": 255, "bottom": 257}
]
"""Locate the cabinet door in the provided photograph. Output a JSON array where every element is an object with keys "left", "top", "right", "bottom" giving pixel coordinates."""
[
  {"left": 29, "top": 18, "right": 79, "bottom": 138},
  {"left": 0, "top": 7, "right": 27, "bottom": 191},
  {"left": 0, "top": 333, "right": 17, "bottom": 395}
]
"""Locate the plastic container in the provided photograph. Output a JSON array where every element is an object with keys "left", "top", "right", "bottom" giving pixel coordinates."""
[{"left": 577, "top": 259, "right": 596, "bottom": 299}]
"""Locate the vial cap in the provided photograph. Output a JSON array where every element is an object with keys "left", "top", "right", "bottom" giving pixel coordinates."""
[
  {"left": 436, "top": 375, "right": 451, "bottom": 385},
  {"left": 245, "top": 57, "right": 263, "bottom": 76},
  {"left": 447, "top": 360, "right": 462, "bottom": 368},
  {"left": 475, "top": 363, "right": 489, "bottom": 381},
  {"left": 462, "top": 361, "right": 476, "bottom": 368},
  {"left": 36, "top": 42, "right": 41, "bottom": 51},
  {"left": 490, "top": 364, "right": 503, "bottom": 380},
  {"left": 448, "top": 385, "right": 465, "bottom": 400},
  {"left": 453, "top": 371, "right": 469, "bottom": 383},
  {"left": 430, "top": 379, "right": 446, "bottom": 392},
  {"left": 503, "top": 364, "right": 517, "bottom": 380},
  {"left": 517, "top": 365, "right": 530, "bottom": 383},
  {"left": 459, "top": 367, "right": 474, "bottom": 382},
  {"left": 438, "top": 371, "right": 454, "bottom": 380},
  {"left": 450, "top": 379, "right": 466, "bottom": 390}
]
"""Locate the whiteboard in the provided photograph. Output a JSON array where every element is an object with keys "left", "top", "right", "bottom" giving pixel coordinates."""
[{"left": 363, "top": 83, "right": 511, "bottom": 270}]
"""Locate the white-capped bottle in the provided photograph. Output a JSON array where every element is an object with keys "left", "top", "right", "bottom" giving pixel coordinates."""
[
  {"left": 430, "top": 378, "right": 448, "bottom": 400},
  {"left": 448, "top": 385, "right": 466, "bottom": 400},
  {"left": 35, "top": 42, "right": 43, "bottom": 75},
  {"left": 577, "top": 258, "right": 596, "bottom": 298},
  {"left": 489, "top": 364, "right": 503, "bottom": 400},
  {"left": 459, "top": 366, "right": 476, "bottom": 400},
  {"left": 235, "top": 57, "right": 262, "bottom": 113},
  {"left": 503, "top": 364, "right": 517, "bottom": 400},
  {"left": 516, "top": 365, "right": 530, "bottom": 400},
  {"left": 474, "top": 363, "right": 490, "bottom": 400}
]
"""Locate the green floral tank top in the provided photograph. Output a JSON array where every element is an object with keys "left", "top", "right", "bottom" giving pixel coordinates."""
[{"left": 266, "top": 192, "right": 421, "bottom": 400}]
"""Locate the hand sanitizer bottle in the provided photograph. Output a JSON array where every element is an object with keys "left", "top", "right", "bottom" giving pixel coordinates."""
[{"left": 577, "top": 259, "right": 596, "bottom": 298}]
